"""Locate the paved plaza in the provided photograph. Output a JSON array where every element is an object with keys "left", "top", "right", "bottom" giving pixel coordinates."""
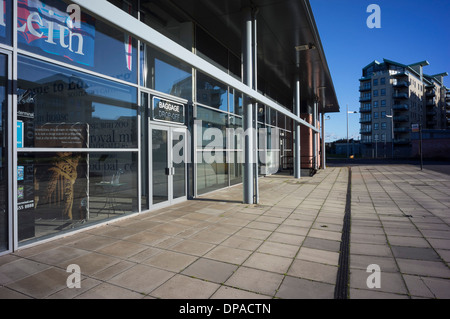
[{"left": 0, "top": 164, "right": 449, "bottom": 299}]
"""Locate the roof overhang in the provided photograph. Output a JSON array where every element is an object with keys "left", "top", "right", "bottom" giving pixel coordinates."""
[{"left": 145, "top": 0, "right": 340, "bottom": 114}]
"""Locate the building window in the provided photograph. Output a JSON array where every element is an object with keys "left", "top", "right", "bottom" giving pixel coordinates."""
[
  {"left": 381, "top": 134, "right": 386, "bottom": 141},
  {"left": 373, "top": 101, "right": 378, "bottom": 108},
  {"left": 381, "top": 89, "right": 386, "bottom": 96},
  {"left": 381, "top": 100, "right": 386, "bottom": 107},
  {"left": 381, "top": 111, "right": 386, "bottom": 118},
  {"left": 374, "top": 123, "right": 379, "bottom": 130},
  {"left": 380, "top": 78, "right": 386, "bottom": 85},
  {"left": 374, "top": 112, "right": 379, "bottom": 119},
  {"left": 373, "top": 79, "right": 378, "bottom": 86},
  {"left": 381, "top": 122, "right": 387, "bottom": 130},
  {"left": 373, "top": 90, "right": 378, "bottom": 97}
]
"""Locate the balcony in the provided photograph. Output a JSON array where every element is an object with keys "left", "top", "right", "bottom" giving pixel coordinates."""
[
  {"left": 359, "top": 96, "right": 371, "bottom": 102},
  {"left": 426, "top": 100, "right": 436, "bottom": 107},
  {"left": 360, "top": 106, "right": 372, "bottom": 113},
  {"left": 393, "top": 92, "right": 408, "bottom": 99},
  {"left": 393, "top": 81, "right": 409, "bottom": 88},
  {"left": 392, "top": 70, "right": 409, "bottom": 77},
  {"left": 393, "top": 115, "right": 409, "bottom": 122},
  {"left": 392, "top": 104, "right": 409, "bottom": 111},
  {"left": 394, "top": 127, "right": 409, "bottom": 133},
  {"left": 426, "top": 91, "right": 436, "bottom": 97},
  {"left": 426, "top": 110, "right": 436, "bottom": 116},
  {"left": 360, "top": 128, "right": 372, "bottom": 134},
  {"left": 359, "top": 85, "right": 371, "bottom": 92},
  {"left": 359, "top": 118, "right": 372, "bottom": 124}
]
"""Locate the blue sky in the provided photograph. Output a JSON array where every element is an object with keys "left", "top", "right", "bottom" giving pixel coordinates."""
[{"left": 309, "top": 0, "right": 450, "bottom": 142}]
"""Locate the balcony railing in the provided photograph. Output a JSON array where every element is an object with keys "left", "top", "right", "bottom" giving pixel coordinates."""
[
  {"left": 393, "top": 81, "right": 409, "bottom": 88},
  {"left": 359, "top": 85, "right": 371, "bottom": 92},
  {"left": 392, "top": 104, "right": 409, "bottom": 111},
  {"left": 392, "top": 70, "right": 409, "bottom": 77},
  {"left": 426, "top": 91, "right": 436, "bottom": 97},
  {"left": 393, "top": 92, "right": 408, "bottom": 99},
  {"left": 360, "top": 129, "right": 372, "bottom": 134},
  {"left": 359, "top": 107, "right": 372, "bottom": 113},
  {"left": 359, "top": 118, "right": 372, "bottom": 124},
  {"left": 359, "top": 96, "right": 371, "bottom": 102}
]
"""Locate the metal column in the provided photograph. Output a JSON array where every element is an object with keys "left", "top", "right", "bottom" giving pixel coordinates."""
[
  {"left": 312, "top": 101, "right": 318, "bottom": 169},
  {"left": 294, "top": 77, "right": 301, "bottom": 179},
  {"left": 243, "top": 7, "right": 254, "bottom": 204},
  {"left": 321, "top": 112, "right": 326, "bottom": 169}
]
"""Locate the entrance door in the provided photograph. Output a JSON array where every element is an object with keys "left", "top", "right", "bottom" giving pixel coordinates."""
[{"left": 150, "top": 123, "right": 187, "bottom": 208}]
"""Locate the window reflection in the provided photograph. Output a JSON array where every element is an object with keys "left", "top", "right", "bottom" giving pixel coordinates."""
[
  {"left": 0, "top": 0, "right": 12, "bottom": 45},
  {"left": 141, "top": 44, "right": 192, "bottom": 101},
  {"left": 17, "top": 0, "right": 137, "bottom": 83},
  {"left": 17, "top": 55, "right": 138, "bottom": 149},
  {"left": 197, "top": 72, "right": 228, "bottom": 111}
]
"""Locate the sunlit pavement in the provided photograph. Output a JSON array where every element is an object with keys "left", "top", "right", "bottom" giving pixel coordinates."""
[{"left": 0, "top": 164, "right": 449, "bottom": 299}]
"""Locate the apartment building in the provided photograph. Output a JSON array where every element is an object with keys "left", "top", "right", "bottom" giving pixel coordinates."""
[{"left": 359, "top": 59, "right": 448, "bottom": 158}]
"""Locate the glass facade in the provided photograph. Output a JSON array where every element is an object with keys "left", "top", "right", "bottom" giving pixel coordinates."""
[{"left": 1, "top": 0, "right": 297, "bottom": 251}]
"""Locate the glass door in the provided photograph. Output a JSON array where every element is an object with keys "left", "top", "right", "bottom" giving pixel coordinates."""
[{"left": 150, "top": 123, "right": 187, "bottom": 208}]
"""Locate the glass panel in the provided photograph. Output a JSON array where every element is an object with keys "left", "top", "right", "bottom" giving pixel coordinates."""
[
  {"left": 0, "top": 53, "right": 7, "bottom": 251},
  {"left": 172, "top": 130, "right": 186, "bottom": 200},
  {"left": 18, "top": 151, "right": 138, "bottom": 245},
  {"left": 196, "top": 106, "right": 228, "bottom": 194},
  {"left": 152, "top": 128, "right": 168, "bottom": 204},
  {"left": 197, "top": 72, "right": 228, "bottom": 111},
  {"left": 229, "top": 116, "right": 242, "bottom": 186},
  {"left": 17, "top": 55, "right": 138, "bottom": 149},
  {"left": 0, "top": 0, "right": 12, "bottom": 45},
  {"left": 141, "top": 44, "right": 192, "bottom": 101},
  {"left": 17, "top": 0, "right": 137, "bottom": 83}
]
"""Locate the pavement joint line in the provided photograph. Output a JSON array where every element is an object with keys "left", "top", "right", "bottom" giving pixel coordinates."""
[{"left": 334, "top": 167, "right": 352, "bottom": 299}]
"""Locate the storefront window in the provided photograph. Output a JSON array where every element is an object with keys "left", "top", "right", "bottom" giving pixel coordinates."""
[
  {"left": 17, "top": 151, "right": 138, "bottom": 244},
  {"left": 17, "top": 55, "right": 138, "bottom": 149},
  {"left": 17, "top": 0, "right": 137, "bottom": 83},
  {"left": 0, "top": 0, "right": 12, "bottom": 45}
]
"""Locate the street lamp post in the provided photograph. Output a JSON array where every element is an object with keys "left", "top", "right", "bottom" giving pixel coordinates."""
[{"left": 347, "top": 104, "right": 358, "bottom": 158}]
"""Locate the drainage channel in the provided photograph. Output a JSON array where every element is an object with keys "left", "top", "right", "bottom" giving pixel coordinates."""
[{"left": 334, "top": 167, "right": 352, "bottom": 299}]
